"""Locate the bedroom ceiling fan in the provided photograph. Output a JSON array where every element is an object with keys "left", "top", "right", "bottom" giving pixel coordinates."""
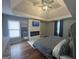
[{"left": 31, "top": 0, "right": 61, "bottom": 11}]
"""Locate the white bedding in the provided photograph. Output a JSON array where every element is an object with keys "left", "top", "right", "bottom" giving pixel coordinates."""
[{"left": 52, "top": 39, "right": 66, "bottom": 59}]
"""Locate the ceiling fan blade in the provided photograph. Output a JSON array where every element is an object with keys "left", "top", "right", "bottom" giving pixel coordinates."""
[{"left": 43, "top": 0, "right": 54, "bottom": 4}]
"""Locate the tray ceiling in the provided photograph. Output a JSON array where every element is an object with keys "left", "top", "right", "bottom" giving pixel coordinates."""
[{"left": 10, "top": 0, "right": 72, "bottom": 21}]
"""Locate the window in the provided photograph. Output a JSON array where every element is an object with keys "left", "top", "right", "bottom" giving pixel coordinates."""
[
  {"left": 57, "top": 21, "right": 60, "bottom": 36},
  {"left": 8, "top": 20, "right": 20, "bottom": 38},
  {"left": 54, "top": 20, "right": 63, "bottom": 37}
]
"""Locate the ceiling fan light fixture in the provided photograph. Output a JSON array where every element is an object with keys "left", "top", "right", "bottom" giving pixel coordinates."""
[
  {"left": 42, "top": 6, "right": 48, "bottom": 11},
  {"left": 31, "top": 0, "right": 61, "bottom": 11}
]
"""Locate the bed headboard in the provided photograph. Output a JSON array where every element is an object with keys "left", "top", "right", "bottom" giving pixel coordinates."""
[{"left": 68, "top": 22, "right": 76, "bottom": 58}]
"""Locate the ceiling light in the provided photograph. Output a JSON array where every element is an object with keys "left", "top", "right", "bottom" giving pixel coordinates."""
[
  {"left": 31, "top": 0, "right": 61, "bottom": 11},
  {"left": 42, "top": 6, "right": 48, "bottom": 11},
  {"left": 32, "top": 0, "right": 54, "bottom": 11}
]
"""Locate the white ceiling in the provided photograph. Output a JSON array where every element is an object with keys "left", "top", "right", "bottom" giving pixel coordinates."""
[{"left": 3, "top": 0, "right": 72, "bottom": 21}]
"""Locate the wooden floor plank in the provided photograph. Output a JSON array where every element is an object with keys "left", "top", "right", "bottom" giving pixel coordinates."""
[{"left": 11, "top": 42, "right": 46, "bottom": 59}]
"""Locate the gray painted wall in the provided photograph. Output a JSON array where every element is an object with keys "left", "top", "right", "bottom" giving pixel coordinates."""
[
  {"left": 64, "top": 0, "right": 76, "bottom": 18},
  {"left": 40, "top": 17, "right": 76, "bottom": 38},
  {"left": 63, "top": 18, "right": 76, "bottom": 38},
  {"left": 40, "top": 21, "right": 54, "bottom": 37},
  {"left": 2, "top": 0, "right": 13, "bottom": 15},
  {"left": 40, "top": 22, "right": 48, "bottom": 37},
  {"left": 2, "top": 14, "right": 28, "bottom": 44}
]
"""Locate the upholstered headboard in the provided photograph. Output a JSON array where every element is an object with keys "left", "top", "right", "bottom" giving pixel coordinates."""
[{"left": 70, "top": 23, "right": 76, "bottom": 59}]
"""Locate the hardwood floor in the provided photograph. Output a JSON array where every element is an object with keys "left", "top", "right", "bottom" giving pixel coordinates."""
[{"left": 11, "top": 42, "right": 46, "bottom": 59}]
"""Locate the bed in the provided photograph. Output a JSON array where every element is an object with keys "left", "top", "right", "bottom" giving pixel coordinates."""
[
  {"left": 33, "top": 23, "right": 76, "bottom": 59},
  {"left": 33, "top": 36, "right": 63, "bottom": 59}
]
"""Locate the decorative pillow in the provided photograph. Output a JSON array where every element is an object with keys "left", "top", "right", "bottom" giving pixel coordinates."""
[
  {"left": 69, "top": 40, "right": 73, "bottom": 57},
  {"left": 59, "top": 39, "right": 70, "bottom": 56},
  {"left": 52, "top": 39, "right": 66, "bottom": 59}
]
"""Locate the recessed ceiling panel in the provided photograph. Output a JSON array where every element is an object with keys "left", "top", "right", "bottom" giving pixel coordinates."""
[{"left": 11, "top": 0, "right": 72, "bottom": 21}]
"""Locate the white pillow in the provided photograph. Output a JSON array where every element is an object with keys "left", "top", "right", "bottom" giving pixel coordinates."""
[{"left": 52, "top": 39, "right": 66, "bottom": 59}]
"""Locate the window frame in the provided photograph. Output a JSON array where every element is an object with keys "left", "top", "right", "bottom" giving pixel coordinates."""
[
  {"left": 8, "top": 20, "right": 21, "bottom": 38},
  {"left": 54, "top": 20, "right": 63, "bottom": 37}
]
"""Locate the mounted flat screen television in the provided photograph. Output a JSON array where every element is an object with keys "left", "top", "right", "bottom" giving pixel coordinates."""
[{"left": 32, "top": 21, "right": 39, "bottom": 26}]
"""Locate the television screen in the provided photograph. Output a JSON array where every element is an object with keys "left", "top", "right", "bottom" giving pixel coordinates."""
[{"left": 32, "top": 21, "right": 39, "bottom": 26}]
